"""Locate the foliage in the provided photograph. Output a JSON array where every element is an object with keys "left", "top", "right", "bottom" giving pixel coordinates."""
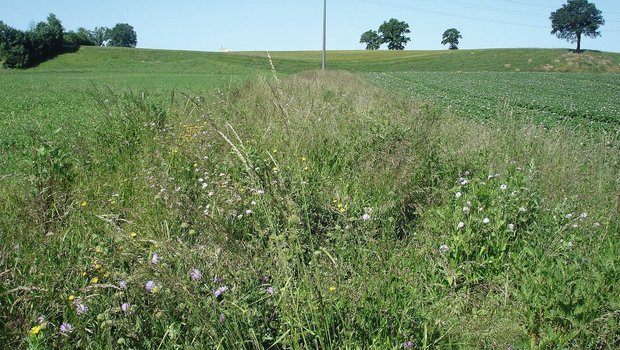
[
  {"left": 378, "top": 18, "right": 411, "bottom": 50},
  {"left": 550, "top": 0, "right": 605, "bottom": 52},
  {"left": 359, "top": 30, "right": 382, "bottom": 50},
  {"left": 441, "top": 28, "right": 462, "bottom": 50},
  {"left": 0, "top": 14, "right": 64, "bottom": 68},
  {"left": 106, "top": 23, "right": 137, "bottom": 48},
  {"left": 91, "top": 27, "right": 108, "bottom": 47},
  {"left": 64, "top": 28, "right": 96, "bottom": 47}
]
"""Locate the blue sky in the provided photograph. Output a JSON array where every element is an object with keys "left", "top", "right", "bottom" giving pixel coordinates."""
[{"left": 3, "top": 0, "right": 620, "bottom": 52}]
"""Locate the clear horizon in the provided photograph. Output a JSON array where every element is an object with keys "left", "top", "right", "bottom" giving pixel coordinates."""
[{"left": 3, "top": 0, "right": 620, "bottom": 53}]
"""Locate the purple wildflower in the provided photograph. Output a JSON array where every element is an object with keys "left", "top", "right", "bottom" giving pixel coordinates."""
[
  {"left": 75, "top": 303, "right": 88, "bottom": 316},
  {"left": 403, "top": 341, "right": 414, "bottom": 349},
  {"left": 145, "top": 280, "right": 156, "bottom": 292},
  {"left": 361, "top": 213, "right": 371, "bottom": 221},
  {"left": 213, "top": 275, "right": 223, "bottom": 284},
  {"left": 214, "top": 286, "right": 229, "bottom": 298},
  {"left": 266, "top": 286, "right": 275, "bottom": 295},
  {"left": 189, "top": 268, "right": 202, "bottom": 281},
  {"left": 59, "top": 322, "right": 73, "bottom": 334},
  {"left": 118, "top": 280, "right": 127, "bottom": 289},
  {"left": 259, "top": 275, "right": 271, "bottom": 284},
  {"left": 151, "top": 252, "right": 159, "bottom": 265},
  {"left": 121, "top": 302, "right": 130, "bottom": 312}
]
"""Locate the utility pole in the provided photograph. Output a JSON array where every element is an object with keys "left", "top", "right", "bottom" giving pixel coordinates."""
[{"left": 322, "top": 0, "right": 327, "bottom": 70}]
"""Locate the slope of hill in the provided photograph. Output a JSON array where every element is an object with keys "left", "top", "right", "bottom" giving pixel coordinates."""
[{"left": 2, "top": 46, "right": 619, "bottom": 77}]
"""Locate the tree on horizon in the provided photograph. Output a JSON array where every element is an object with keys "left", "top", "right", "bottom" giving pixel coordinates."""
[{"left": 550, "top": 0, "right": 604, "bottom": 52}]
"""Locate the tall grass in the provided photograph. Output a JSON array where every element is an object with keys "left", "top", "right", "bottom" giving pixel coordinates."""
[{"left": 1, "top": 70, "right": 618, "bottom": 349}]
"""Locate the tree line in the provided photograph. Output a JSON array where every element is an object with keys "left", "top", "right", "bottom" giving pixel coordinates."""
[
  {"left": 361, "top": 0, "right": 605, "bottom": 52},
  {"left": 0, "top": 13, "right": 137, "bottom": 69}
]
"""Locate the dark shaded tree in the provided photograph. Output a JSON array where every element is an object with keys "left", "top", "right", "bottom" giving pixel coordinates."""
[
  {"left": 0, "top": 14, "right": 64, "bottom": 68},
  {"left": 550, "top": 0, "right": 604, "bottom": 52},
  {"left": 360, "top": 30, "right": 382, "bottom": 50},
  {"left": 441, "top": 28, "right": 462, "bottom": 50},
  {"left": 64, "top": 27, "right": 96, "bottom": 47},
  {"left": 0, "top": 23, "right": 33, "bottom": 68},
  {"left": 378, "top": 18, "right": 411, "bottom": 50},
  {"left": 106, "top": 23, "right": 137, "bottom": 48}
]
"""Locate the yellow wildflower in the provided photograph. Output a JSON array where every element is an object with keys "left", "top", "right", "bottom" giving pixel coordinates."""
[
  {"left": 91, "top": 277, "right": 99, "bottom": 284},
  {"left": 68, "top": 295, "right": 75, "bottom": 302},
  {"left": 29, "top": 325, "right": 42, "bottom": 335},
  {"left": 130, "top": 232, "right": 138, "bottom": 238},
  {"left": 328, "top": 286, "right": 337, "bottom": 293},
  {"left": 80, "top": 201, "right": 87, "bottom": 208}
]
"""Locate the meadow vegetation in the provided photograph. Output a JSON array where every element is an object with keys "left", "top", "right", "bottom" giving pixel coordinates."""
[{"left": 1, "top": 47, "right": 619, "bottom": 349}]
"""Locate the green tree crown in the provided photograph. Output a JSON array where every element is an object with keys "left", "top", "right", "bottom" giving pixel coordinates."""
[
  {"left": 550, "top": 0, "right": 604, "bottom": 52},
  {"left": 378, "top": 18, "right": 411, "bottom": 50}
]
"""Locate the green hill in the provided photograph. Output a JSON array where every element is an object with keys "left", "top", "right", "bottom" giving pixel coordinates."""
[{"left": 3, "top": 46, "right": 619, "bottom": 78}]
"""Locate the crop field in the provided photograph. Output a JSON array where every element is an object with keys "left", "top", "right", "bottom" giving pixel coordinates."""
[
  {"left": 1, "top": 47, "right": 620, "bottom": 349},
  {"left": 367, "top": 71, "right": 620, "bottom": 128}
]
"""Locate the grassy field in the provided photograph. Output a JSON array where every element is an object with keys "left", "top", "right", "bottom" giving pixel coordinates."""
[{"left": 1, "top": 47, "right": 620, "bottom": 349}]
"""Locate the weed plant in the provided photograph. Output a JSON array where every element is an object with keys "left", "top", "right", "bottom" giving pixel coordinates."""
[{"left": 1, "top": 69, "right": 619, "bottom": 349}]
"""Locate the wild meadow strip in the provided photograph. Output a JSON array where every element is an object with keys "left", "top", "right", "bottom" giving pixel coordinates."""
[{"left": 1, "top": 70, "right": 619, "bottom": 349}]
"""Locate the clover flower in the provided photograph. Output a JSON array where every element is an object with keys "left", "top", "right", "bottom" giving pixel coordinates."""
[
  {"left": 500, "top": 184, "right": 508, "bottom": 191},
  {"left": 457, "top": 222, "right": 465, "bottom": 230},
  {"left": 482, "top": 218, "right": 490, "bottom": 224}
]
